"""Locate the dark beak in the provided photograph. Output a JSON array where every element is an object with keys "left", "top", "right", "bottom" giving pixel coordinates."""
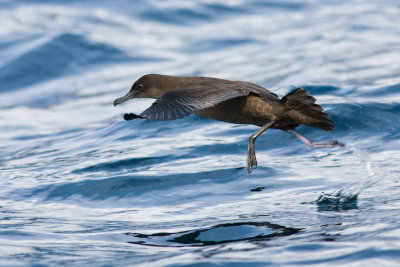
[{"left": 113, "top": 91, "right": 137, "bottom": 106}]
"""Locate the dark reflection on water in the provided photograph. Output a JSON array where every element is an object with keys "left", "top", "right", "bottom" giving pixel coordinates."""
[{"left": 126, "top": 222, "right": 301, "bottom": 247}]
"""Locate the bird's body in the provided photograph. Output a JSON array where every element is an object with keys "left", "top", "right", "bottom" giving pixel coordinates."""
[
  {"left": 114, "top": 74, "right": 344, "bottom": 173},
  {"left": 193, "top": 82, "right": 281, "bottom": 127}
]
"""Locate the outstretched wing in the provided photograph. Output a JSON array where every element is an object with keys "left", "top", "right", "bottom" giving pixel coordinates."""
[{"left": 140, "top": 81, "right": 255, "bottom": 121}]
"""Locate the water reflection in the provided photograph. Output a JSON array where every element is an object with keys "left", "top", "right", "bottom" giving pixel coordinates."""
[{"left": 126, "top": 221, "right": 301, "bottom": 247}]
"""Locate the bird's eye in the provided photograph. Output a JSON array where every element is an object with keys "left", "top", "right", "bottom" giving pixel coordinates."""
[{"left": 136, "top": 84, "right": 144, "bottom": 90}]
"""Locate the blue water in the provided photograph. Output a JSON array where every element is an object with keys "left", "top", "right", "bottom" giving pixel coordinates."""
[{"left": 1, "top": 0, "right": 400, "bottom": 266}]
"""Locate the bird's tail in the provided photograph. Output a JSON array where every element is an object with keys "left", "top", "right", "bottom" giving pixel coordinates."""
[{"left": 281, "top": 88, "right": 334, "bottom": 131}]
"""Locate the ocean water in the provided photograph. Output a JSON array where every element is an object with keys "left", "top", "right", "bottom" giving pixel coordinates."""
[{"left": 1, "top": 0, "right": 400, "bottom": 266}]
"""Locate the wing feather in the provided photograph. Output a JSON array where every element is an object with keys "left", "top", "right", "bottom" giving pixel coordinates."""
[{"left": 140, "top": 81, "right": 255, "bottom": 121}]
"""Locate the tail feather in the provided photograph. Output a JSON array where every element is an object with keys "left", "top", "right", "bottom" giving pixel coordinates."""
[{"left": 281, "top": 88, "right": 335, "bottom": 131}]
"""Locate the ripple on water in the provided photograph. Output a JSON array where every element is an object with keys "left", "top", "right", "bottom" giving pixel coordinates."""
[{"left": 22, "top": 167, "right": 246, "bottom": 202}]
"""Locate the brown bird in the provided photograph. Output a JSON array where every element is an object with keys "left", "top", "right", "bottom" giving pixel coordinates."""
[{"left": 114, "top": 74, "right": 344, "bottom": 173}]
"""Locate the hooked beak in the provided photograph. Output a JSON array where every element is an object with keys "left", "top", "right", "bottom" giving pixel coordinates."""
[{"left": 113, "top": 91, "right": 138, "bottom": 106}]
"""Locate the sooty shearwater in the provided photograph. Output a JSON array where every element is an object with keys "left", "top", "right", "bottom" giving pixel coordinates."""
[{"left": 114, "top": 74, "right": 344, "bottom": 173}]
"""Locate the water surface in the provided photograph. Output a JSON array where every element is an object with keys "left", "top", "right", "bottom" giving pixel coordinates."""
[{"left": 1, "top": 0, "right": 400, "bottom": 266}]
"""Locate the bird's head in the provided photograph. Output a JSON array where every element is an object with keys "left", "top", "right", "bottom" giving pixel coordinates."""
[{"left": 113, "top": 74, "right": 166, "bottom": 106}]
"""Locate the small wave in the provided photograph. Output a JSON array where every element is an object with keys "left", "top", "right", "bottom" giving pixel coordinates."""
[
  {"left": 302, "top": 85, "right": 342, "bottom": 96},
  {"left": 139, "top": 7, "right": 212, "bottom": 25},
  {"left": 359, "top": 83, "right": 400, "bottom": 98},
  {"left": 21, "top": 167, "right": 242, "bottom": 202},
  {"left": 330, "top": 102, "right": 400, "bottom": 136},
  {"left": 184, "top": 38, "right": 259, "bottom": 53},
  {"left": 72, "top": 156, "right": 168, "bottom": 174},
  {"left": 0, "top": 33, "right": 155, "bottom": 92}
]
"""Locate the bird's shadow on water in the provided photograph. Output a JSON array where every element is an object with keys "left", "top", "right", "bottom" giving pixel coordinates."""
[{"left": 125, "top": 221, "right": 302, "bottom": 247}]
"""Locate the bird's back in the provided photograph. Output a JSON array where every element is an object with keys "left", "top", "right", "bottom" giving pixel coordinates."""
[{"left": 194, "top": 81, "right": 285, "bottom": 126}]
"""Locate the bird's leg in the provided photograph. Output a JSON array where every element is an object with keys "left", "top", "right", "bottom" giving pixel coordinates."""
[
  {"left": 247, "top": 121, "right": 275, "bottom": 174},
  {"left": 124, "top": 113, "right": 144, "bottom": 121},
  {"left": 288, "top": 130, "right": 345, "bottom": 148}
]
